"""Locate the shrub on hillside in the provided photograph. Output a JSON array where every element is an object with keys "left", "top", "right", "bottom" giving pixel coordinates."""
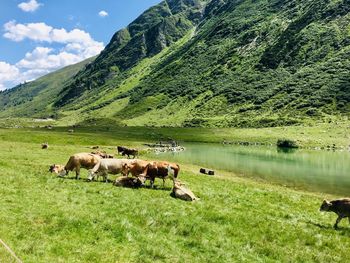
[{"left": 277, "top": 138, "right": 299, "bottom": 148}]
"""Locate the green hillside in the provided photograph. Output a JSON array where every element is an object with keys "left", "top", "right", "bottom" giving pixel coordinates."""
[
  {"left": 0, "top": 58, "right": 94, "bottom": 118},
  {"left": 1, "top": 0, "right": 350, "bottom": 127}
]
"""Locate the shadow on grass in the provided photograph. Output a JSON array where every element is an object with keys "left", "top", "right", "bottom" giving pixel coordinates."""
[
  {"left": 57, "top": 176, "right": 172, "bottom": 191},
  {"left": 307, "top": 220, "right": 350, "bottom": 234}
]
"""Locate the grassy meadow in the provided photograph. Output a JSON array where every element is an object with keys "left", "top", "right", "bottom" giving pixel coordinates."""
[{"left": 0, "top": 127, "right": 350, "bottom": 262}]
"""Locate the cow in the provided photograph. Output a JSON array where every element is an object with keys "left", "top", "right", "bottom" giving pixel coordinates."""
[
  {"left": 320, "top": 199, "right": 350, "bottom": 229},
  {"left": 91, "top": 150, "right": 114, "bottom": 159},
  {"left": 117, "top": 146, "right": 127, "bottom": 154},
  {"left": 122, "top": 160, "right": 180, "bottom": 188},
  {"left": 141, "top": 161, "right": 180, "bottom": 188},
  {"left": 122, "top": 159, "right": 150, "bottom": 178},
  {"left": 49, "top": 153, "right": 101, "bottom": 179},
  {"left": 122, "top": 148, "right": 138, "bottom": 159},
  {"left": 114, "top": 176, "right": 143, "bottom": 188},
  {"left": 87, "top": 159, "right": 132, "bottom": 182},
  {"left": 117, "top": 146, "right": 138, "bottom": 159},
  {"left": 171, "top": 180, "right": 199, "bottom": 201}
]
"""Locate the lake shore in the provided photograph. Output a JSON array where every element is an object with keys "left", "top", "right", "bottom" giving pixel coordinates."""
[{"left": 0, "top": 119, "right": 349, "bottom": 149}]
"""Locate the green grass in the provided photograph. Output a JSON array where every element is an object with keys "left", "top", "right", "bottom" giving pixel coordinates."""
[
  {"left": 1, "top": 120, "right": 348, "bottom": 149},
  {"left": 0, "top": 128, "right": 349, "bottom": 262}
]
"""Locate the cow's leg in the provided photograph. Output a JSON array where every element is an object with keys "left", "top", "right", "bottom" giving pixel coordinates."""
[
  {"left": 162, "top": 178, "right": 166, "bottom": 188},
  {"left": 150, "top": 178, "right": 155, "bottom": 189},
  {"left": 334, "top": 215, "right": 343, "bottom": 229},
  {"left": 103, "top": 172, "right": 108, "bottom": 183},
  {"left": 76, "top": 166, "right": 81, "bottom": 180}
]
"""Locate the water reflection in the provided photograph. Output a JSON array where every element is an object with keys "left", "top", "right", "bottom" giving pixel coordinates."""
[{"left": 149, "top": 143, "right": 350, "bottom": 195}]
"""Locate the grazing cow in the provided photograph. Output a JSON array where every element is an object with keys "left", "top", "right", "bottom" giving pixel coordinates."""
[
  {"left": 123, "top": 160, "right": 180, "bottom": 188},
  {"left": 320, "top": 199, "right": 350, "bottom": 229},
  {"left": 117, "top": 146, "right": 127, "bottom": 154},
  {"left": 171, "top": 180, "right": 199, "bottom": 201},
  {"left": 141, "top": 161, "right": 180, "bottom": 188},
  {"left": 87, "top": 159, "right": 132, "bottom": 182},
  {"left": 114, "top": 176, "right": 143, "bottom": 188},
  {"left": 117, "top": 146, "right": 138, "bottom": 159},
  {"left": 49, "top": 153, "right": 101, "bottom": 179},
  {"left": 122, "top": 148, "right": 138, "bottom": 159},
  {"left": 122, "top": 159, "right": 150, "bottom": 178}
]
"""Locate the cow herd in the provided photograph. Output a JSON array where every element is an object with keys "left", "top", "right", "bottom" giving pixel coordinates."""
[
  {"left": 49, "top": 147, "right": 198, "bottom": 201},
  {"left": 47, "top": 147, "right": 350, "bottom": 226}
]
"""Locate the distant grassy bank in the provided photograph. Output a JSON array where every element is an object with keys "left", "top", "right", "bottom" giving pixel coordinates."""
[
  {"left": 0, "top": 118, "right": 349, "bottom": 149},
  {"left": 0, "top": 128, "right": 349, "bottom": 262}
]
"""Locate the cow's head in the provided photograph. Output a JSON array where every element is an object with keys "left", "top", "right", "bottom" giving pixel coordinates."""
[
  {"left": 49, "top": 164, "right": 67, "bottom": 177},
  {"left": 137, "top": 175, "right": 147, "bottom": 185},
  {"left": 320, "top": 200, "right": 332, "bottom": 211},
  {"left": 87, "top": 170, "right": 96, "bottom": 181},
  {"left": 121, "top": 162, "right": 131, "bottom": 176}
]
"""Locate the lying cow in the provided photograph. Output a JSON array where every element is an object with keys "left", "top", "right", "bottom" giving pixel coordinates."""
[
  {"left": 320, "top": 199, "right": 350, "bottom": 229},
  {"left": 87, "top": 159, "right": 132, "bottom": 182},
  {"left": 114, "top": 176, "right": 143, "bottom": 188},
  {"left": 91, "top": 150, "right": 114, "bottom": 159},
  {"left": 49, "top": 153, "right": 101, "bottom": 179},
  {"left": 171, "top": 180, "right": 199, "bottom": 201}
]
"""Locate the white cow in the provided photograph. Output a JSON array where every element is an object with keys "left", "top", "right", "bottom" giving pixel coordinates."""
[{"left": 88, "top": 159, "right": 132, "bottom": 182}]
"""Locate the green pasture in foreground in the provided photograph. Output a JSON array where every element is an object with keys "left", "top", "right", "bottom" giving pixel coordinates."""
[{"left": 0, "top": 128, "right": 349, "bottom": 262}]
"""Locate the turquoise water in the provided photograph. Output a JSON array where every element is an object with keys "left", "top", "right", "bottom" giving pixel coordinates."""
[{"left": 150, "top": 143, "right": 350, "bottom": 195}]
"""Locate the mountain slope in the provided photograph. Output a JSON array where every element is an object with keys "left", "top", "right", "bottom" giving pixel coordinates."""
[
  {"left": 55, "top": 0, "right": 207, "bottom": 107},
  {"left": 1, "top": 0, "right": 349, "bottom": 127}
]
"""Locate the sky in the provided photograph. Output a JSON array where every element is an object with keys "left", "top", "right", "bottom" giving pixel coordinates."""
[{"left": 0, "top": 0, "right": 161, "bottom": 90}]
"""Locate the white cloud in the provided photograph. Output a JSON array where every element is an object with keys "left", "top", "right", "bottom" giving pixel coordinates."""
[
  {"left": 0, "top": 21, "right": 105, "bottom": 90},
  {"left": 4, "top": 21, "right": 52, "bottom": 42},
  {"left": 0, "top": 62, "right": 20, "bottom": 90},
  {"left": 98, "top": 10, "right": 108, "bottom": 17},
  {"left": 17, "top": 47, "right": 83, "bottom": 70},
  {"left": 18, "top": 0, "right": 42, "bottom": 12}
]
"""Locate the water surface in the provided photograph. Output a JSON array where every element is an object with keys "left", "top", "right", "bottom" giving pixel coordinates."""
[{"left": 150, "top": 143, "right": 350, "bottom": 196}]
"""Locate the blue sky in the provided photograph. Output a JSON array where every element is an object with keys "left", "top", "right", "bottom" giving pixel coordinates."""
[{"left": 0, "top": 0, "right": 161, "bottom": 90}]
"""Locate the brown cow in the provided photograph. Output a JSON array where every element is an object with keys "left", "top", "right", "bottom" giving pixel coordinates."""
[
  {"left": 122, "top": 159, "right": 150, "bottom": 178},
  {"left": 320, "top": 199, "right": 350, "bottom": 229},
  {"left": 171, "top": 180, "right": 199, "bottom": 201},
  {"left": 91, "top": 150, "right": 114, "bottom": 159},
  {"left": 114, "top": 176, "right": 143, "bottom": 188},
  {"left": 141, "top": 161, "right": 180, "bottom": 188},
  {"left": 123, "top": 160, "right": 180, "bottom": 188},
  {"left": 50, "top": 153, "right": 101, "bottom": 179}
]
